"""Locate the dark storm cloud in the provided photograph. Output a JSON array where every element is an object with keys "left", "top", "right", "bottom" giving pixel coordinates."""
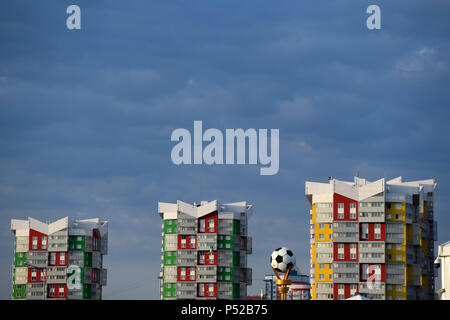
[{"left": 0, "top": 0, "right": 449, "bottom": 298}]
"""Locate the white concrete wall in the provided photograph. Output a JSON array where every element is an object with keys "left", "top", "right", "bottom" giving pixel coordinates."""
[{"left": 438, "top": 242, "right": 450, "bottom": 300}]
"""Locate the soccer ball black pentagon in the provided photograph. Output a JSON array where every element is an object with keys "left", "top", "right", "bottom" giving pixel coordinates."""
[{"left": 270, "top": 247, "right": 296, "bottom": 273}]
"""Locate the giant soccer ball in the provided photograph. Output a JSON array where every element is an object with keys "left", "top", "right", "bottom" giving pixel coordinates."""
[{"left": 270, "top": 247, "right": 296, "bottom": 273}]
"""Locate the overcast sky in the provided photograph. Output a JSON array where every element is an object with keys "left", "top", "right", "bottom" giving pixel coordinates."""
[{"left": 0, "top": 0, "right": 449, "bottom": 299}]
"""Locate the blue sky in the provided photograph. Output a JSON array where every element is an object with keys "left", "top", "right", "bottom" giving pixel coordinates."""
[{"left": 0, "top": 0, "right": 449, "bottom": 299}]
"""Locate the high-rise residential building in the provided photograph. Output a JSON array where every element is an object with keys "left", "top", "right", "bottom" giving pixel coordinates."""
[
  {"left": 11, "top": 217, "right": 108, "bottom": 300},
  {"left": 306, "top": 176, "right": 437, "bottom": 300},
  {"left": 158, "top": 200, "right": 252, "bottom": 299},
  {"left": 264, "top": 269, "right": 311, "bottom": 300}
]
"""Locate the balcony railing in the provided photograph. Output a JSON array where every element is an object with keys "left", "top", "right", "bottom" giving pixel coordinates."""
[
  {"left": 333, "top": 233, "right": 359, "bottom": 242},
  {"left": 333, "top": 273, "right": 359, "bottom": 283},
  {"left": 333, "top": 263, "right": 359, "bottom": 274},
  {"left": 333, "top": 223, "right": 358, "bottom": 233},
  {"left": 359, "top": 255, "right": 385, "bottom": 264},
  {"left": 177, "top": 291, "right": 196, "bottom": 299},
  {"left": 359, "top": 282, "right": 385, "bottom": 295}
]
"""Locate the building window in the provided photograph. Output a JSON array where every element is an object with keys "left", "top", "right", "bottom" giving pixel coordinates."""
[
  {"left": 361, "top": 223, "right": 368, "bottom": 239},
  {"left": 375, "top": 269, "right": 381, "bottom": 280},
  {"left": 199, "top": 220, "right": 205, "bottom": 232},
  {"left": 350, "top": 244, "right": 357, "bottom": 260},
  {"left": 350, "top": 284, "right": 357, "bottom": 295},
  {"left": 395, "top": 203, "right": 402, "bottom": 209},
  {"left": 31, "top": 270, "right": 37, "bottom": 281},
  {"left": 32, "top": 237, "right": 38, "bottom": 249},
  {"left": 337, "top": 203, "right": 344, "bottom": 219},
  {"left": 372, "top": 212, "right": 381, "bottom": 217},
  {"left": 372, "top": 202, "right": 382, "bottom": 207},
  {"left": 208, "top": 220, "right": 215, "bottom": 232},
  {"left": 50, "top": 253, "right": 56, "bottom": 265},
  {"left": 319, "top": 223, "right": 325, "bottom": 229},
  {"left": 49, "top": 285, "right": 55, "bottom": 297}
]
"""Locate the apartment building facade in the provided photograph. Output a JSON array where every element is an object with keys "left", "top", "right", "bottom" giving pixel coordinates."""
[
  {"left": 11, "top": 217, "right": 108, "bottom": 300},
  {"left": 158, "top": 200, "right": 252, "bottom": 299},
  {"left": 306, "top": 176, "right": 437, "bottom": 300}
]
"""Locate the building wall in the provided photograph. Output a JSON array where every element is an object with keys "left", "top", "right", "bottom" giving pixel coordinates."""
[
  {"left": 11, "top": 217, "right": 108, "bottom": 300},
  {"left": 306, "top": 177, "right": 436, "bottom": 300},
  {"left": 159, "top": 200, "right": 252, "bottom": 300}
]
